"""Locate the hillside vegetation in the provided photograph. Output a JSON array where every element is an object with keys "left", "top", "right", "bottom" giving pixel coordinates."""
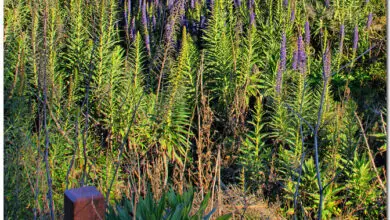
[{"left": 4, "top": 0, "right": 387, "bottom": 219}]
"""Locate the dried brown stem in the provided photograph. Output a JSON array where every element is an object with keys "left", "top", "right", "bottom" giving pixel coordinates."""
[{"left": 354, "top": 111, "right": 386, "bottom": 193}]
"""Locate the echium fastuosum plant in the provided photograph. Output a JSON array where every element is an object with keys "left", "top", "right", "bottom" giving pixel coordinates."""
[{"left": 158, "top": 26, "right": 197, "bottom": 187}]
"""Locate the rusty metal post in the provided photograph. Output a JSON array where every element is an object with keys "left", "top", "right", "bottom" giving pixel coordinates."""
[{"left": 64, "top": 186, "right": 105, "bottom": 220}]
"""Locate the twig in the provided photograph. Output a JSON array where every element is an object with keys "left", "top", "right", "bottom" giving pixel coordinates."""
[{"left": 354, "top": 111, "right": 386, "bottom": 193}]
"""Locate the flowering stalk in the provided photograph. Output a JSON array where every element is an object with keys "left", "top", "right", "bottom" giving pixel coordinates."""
[
  {"left": 290, "top": 8, "right": 295, "bottom": 22},
  {"left": 276, "top": 33, "right": 286, "bottom": 94},
  {"left": 142, "top": 0, "right": 150, "bottom": 55},
  {"left": 297, "top": 34, "right": 306, "bottom": 74},
  {"left": 366, "top": 13, "right": 373, "bottom": 29},
  {"left": 283, "top": 0, "right": 288, "bottom": 8},
  {"left": 339, "top": 24, "right": 345, "bottom": 53},
  {"left": 315, "top": 43, "right": 331, "bottom": 220},
  {"left": 353, "top": 25, "right": 359, "bottom": 54},
  {"left": 250, "top": 9, "right": 256, "bottom": 26},
  {"left": 338, "top": 24, "right": 344, "bottom": 68},
  {"left": 305, "top": 21, "right": 310, "bottom": 46},
  {"left": 249, "top": 0, "right": 255, "bottom": 26},
  {"left": 190, "top": 0, "right": 195, "bottom": 9},
  {"left": 168, "top": 0, "right": 173, "bottom": 10},
  {"left": 234, "top": 0, "right": 241, "bottom": 7},
  {"left": 292, "top": 50, "right": 298, "bottom": 70},
  {"left": 280, "top": 33, "right": 286, "bottom": 71},
  {"left": 323, "top": 44, "right": 331, "bottom": 80},
  {"left": 130, "top": 17, "right": 136, "bottom": 40}
]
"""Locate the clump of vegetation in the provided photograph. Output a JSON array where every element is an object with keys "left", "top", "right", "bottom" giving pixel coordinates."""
[
  {"left": 107, "top": 187, "right": 231, "bottom": 220},
  {"left": 4, "top": 0, "right": 386, "bottom": 219}
]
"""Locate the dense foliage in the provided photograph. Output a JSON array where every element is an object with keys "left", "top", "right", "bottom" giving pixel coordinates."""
[{"left": 4, "top": 0, "right": 386, "bottom": 219}]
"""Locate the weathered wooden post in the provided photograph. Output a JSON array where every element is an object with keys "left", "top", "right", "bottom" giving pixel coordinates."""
[{"left": 64, "top": 186, "right": 105, "bottom": 220}]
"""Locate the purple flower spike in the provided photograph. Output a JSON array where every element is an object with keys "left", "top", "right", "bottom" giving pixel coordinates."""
[
  {"left": 168, "top": 0, "right": 173, "bottom": 10},
  {"left": 250, "top": 9, "right": 256, "bottom": 26},
  {"left": 323, "top": 44, "right": 331, "bottom": 79},
  {"left": 283, "top": 0, "right": 288, "bottom": 7},
  {"left": 190, "top": 0, "right": 195, "bottom": 9},
  {"left": 234, "top": 0, "right": 241, "bottom": 7},
  {"left": 142, "top": 0, "right": 147, "bottom": 26},
  {"left": 142, "top": 0, "right": 150, "bottom": 54},
  {"left": 366, "top": 13, "right": 373, "bottom": 29},
  {"left": 290, "top": 9, "right": 295, "bottom": 22},
  {"left": 325, "top": 0, "right": 330, "bottom": 7},
  {"left": 276, "top": 33, "right": 286, "bottom": 95},
  {"left": 165, "top": 22, "right": 173, "bottom": 42},
  {"left": 280, "top": 33, "right": 286, "bottom": 71},
  {"left": 248, "top": 0, "right": 254, "bottom": 8},
  {"left": 297, "top": 34, "right": 306, "bottom": 73},
  {"left": 353, "top": 25, "right": 358, "bottom": 52},
  {"left": 305, "top": 21, "right": 310, "bottom": 45},
  {"left": 130, "top": 17, "right": 136, "bottom": 40},
  {"left": 292, "top": 50, "right": 298, "bottom": 70}
]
